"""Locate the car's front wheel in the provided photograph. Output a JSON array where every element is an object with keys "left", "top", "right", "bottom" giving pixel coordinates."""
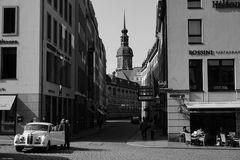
[
  {"left": 44, "top": 141, "right": 50, "bottom": 152},
  {"left": 15, "top": 146, "right": 23, "bottom": 152}
]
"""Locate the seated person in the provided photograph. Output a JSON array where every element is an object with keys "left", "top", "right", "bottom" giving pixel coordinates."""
[
  {"left": 192, "top": 128, "right": 205, "bottom": 137},
  {"left": 180, "top": 126, "right": 190, "bottom": 142},
  {"left": 183, "top": 126, "right": 190, "bottom": 133},
  {"left": 216, "top": 126, "right": 225, "bottom": 146}
]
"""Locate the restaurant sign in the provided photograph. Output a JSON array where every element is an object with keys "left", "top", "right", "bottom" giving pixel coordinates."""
[
  {"left": 189, "top": 50, "right": 240, "bottom": 56},
  {"left": 0, "top": 39, "right": 19, "bottom": 45},
  {"left": 213, "top": 0, "right": 240, "bottom": 8}
]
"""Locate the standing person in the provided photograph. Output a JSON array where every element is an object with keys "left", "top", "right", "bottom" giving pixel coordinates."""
[
  {"left": 58, "top": 119, "right": 65, "bottom": 131},
  {"left": 30, "top": 117, "right": 37, "bottom": 122},
  {"left": 140, "top": 117, "right": 148, "bottom": 140},
  {"left": 97, "top": 115, "right": 103, "bottom": 130},
  {"left": 150, "top": 120, "right": 155, "bottom": 140},
  {"left": 64, "top": 120, "right": 70, "bottom": 149}
]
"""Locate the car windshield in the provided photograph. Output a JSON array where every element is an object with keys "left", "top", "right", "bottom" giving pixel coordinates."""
[{"left": 25, "top": 124, "right": 48, "bottom": 131}]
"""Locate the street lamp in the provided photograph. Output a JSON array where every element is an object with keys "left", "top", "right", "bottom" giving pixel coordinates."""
[{"left": 155, "top": 94, "right": 160, "bottom": 104}]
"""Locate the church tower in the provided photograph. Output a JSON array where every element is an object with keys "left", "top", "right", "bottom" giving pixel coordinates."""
[{"left": 116, "top": 12, "right": 133, "bottom": 71}]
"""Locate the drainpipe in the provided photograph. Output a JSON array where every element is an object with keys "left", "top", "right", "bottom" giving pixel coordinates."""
[{"left": 40, "top": 0, "right": 45, "bottom": 120}]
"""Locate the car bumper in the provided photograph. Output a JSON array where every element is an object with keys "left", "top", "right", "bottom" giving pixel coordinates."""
[{"left": 14, "top": 143, "right": 47, "bottom": 148}]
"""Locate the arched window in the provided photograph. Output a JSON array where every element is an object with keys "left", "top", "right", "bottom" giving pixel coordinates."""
[{"left": 113, "top": 88, "right": 116, "bottom": 96}]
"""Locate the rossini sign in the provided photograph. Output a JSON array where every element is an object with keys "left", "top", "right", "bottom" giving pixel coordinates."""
[
  {"left": 213, "top": 0, "right": 240, "bottom": 8},
  {"left": 0, "top": 39, "right": 19, "bottom": 45},
  {"left": 189, "top": 50, "right": 240, "bottom": 56}
]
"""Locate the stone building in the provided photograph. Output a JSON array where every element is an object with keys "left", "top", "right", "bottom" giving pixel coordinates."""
[
  {"left": 0, "top": 0, "right": 106, "bottom": 134},
  {"left": 141, "top": 0, "right": 240, "bottom": 144}
]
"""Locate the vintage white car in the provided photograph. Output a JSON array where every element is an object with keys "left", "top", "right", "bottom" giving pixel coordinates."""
[{"left": 14, "top": 122, "right": 65, "bottom": 152}]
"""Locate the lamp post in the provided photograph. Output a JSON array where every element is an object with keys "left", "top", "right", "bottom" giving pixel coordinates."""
[{"left": 155, "top": 94, "right": 160, "bottom": 104}]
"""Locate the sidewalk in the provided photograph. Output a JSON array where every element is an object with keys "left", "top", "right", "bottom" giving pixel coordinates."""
[
  {"left": 127, "top": 131, "right": 240, "bottom": 150},
  {"left": 0, "top": 135, "right": 14, "bottom": 145}
]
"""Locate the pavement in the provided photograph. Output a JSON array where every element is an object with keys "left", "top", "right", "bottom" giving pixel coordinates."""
[
  {"left": 1, "top": 124, "right": 240, "bottom": 150},
  {"left": 127, "top": 130, "right": 240, "bottom": 150}
]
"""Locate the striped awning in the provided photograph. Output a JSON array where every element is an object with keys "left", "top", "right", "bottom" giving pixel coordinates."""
[
  {"left": 185, "top": 101, "right": 240, "bottom": 109},
  {"left": 0, "top": 95, "right": 16, "bottom": 110}
]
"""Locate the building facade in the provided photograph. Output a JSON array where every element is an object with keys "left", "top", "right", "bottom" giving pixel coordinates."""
[
  {"left": 0, "top": 0, "right": 106, "bottom": 135},
  {"left": 152, "top": 0, "right": 240, "bottom": 143},
  {"left": 106, "top": 73, "right": 140, "bottom": 119},
  {"left": 139, "top": 0, "right": 168, "bottom": 135}
]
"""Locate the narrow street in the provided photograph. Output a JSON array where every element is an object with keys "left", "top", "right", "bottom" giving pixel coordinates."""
[{"left": 1, "top": 120, "right": 240, "bottom": 160}]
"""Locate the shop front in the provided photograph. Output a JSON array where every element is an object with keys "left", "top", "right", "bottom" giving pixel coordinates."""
[
  {"left": 0, "top": 95, "right": 16, "bottom": 135},
  {"left": 186, "top": 101, "right": 240, "bottom": 145}
]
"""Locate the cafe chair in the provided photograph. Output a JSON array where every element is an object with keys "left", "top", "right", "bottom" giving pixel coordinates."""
[
  {"left": 198, "top": 134, "right": 205, "bottom": 146},
  {"left": 220, "top": 134, "right": 227, "bottom": 146}
]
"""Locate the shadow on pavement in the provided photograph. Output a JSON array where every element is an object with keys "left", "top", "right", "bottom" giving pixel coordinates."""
[
  {"left": 22, "top": 146, "right": 109, "bottom": 154},
  {"left": 71, "top": 122, "right": 140, "bottom": 143},
  {"left": 0, "top": 153, "right": 70, "bottom": 160}
]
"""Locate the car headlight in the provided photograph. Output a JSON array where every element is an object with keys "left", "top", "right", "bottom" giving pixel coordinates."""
[
  {"left": 35, "top": 136, "right": 41, "bottom": 144},
  {"left": 14, "top": 134, "right": 21, "bottom": 143},
  {"left": 40, "top": 135, "right": 46, "bottom": 144}
]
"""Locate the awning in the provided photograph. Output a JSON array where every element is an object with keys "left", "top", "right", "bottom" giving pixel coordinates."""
[
  {"left": 0, "top": 95, "right": 16, "bottom": 110},
  {"left": 97, "top": 108, "right": 106, "bottom": 115},
  {"left": 185, "top": 101, "right": 240, "bottom": 109}
]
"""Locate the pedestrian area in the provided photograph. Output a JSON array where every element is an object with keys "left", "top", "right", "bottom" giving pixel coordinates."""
[
  {"left": 1, "top": 124, "right": 240, "bottom": 150},
  {"left": 127, "top": 131, "right": 240, "bottom": 150}
]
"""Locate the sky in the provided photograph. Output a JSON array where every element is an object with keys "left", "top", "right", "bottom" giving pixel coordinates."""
[{"left": 91, "top": 0, "right": 158, "bottom": 74}]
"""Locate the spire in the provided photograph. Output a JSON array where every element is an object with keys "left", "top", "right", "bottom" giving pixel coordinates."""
[
  {"left": 124, "top": 10, "right": 126, "bottom": 30},
  {"left": 122, "top": 11, "right": 128, "bottom": 34}
]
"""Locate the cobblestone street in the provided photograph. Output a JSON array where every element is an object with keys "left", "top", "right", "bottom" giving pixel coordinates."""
[{"left": 1, "top": 120, "right": 240, "bottom": 160}]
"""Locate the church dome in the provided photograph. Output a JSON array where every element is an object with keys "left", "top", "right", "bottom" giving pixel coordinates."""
[{"left": 117, "top": 46, "right": 133, "bottom": 57}]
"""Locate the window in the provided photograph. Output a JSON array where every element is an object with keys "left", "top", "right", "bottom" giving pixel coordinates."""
[
  {"left": 60, "top": 0, "right": 63, "bottom": 17},
  {"left": 47, "top": 52, "right": 54, "bottom": 82},
  {"left": 64, "top": 30, "right": 67, "bottom": 53},
  {"left": 54, "top": 0, "right": 58, "bottom": 11},
  {"left": 54, "top": 55, "right": 59, "bottom": 83},
  {"left": 69, "top": 4, "right": 72, "bottom": 26},
  {"left": 189, "top": 60, "right": 202, "bottom": 91},
  {"left": 64, "top": 0, "right": 68, "bottom": 22},
  {"left": 188, "top": 0, "right": 201, "bottom": 8},
  {"left": 66, "top": 62, "right": 71, "bottom": 87},
  {"left": 53, "top": 19, "right": 57, "bottom": 45},
  {"left": 59, "top": 24, "right": 63, "bottom": 49},
  {"left": 113, "top": 88, "right": 116, "bottom": 96},
  {"left": 47, "top": 13, "right": 52, "bottom": 41},
  {"left": 3, "top": 7, "right": 18, "bottom": 35},
  {"left": 188, "top": 19, "right": 202, "bottom": 44},
  {"left": 208, "top": 59, "right": 234, "bottom": 91},
  {"left": 68, "top": 33, "right": 72, "bottom": 56},
  {"left": 1, "top": 47, "right": 17, "bottom": 79}
]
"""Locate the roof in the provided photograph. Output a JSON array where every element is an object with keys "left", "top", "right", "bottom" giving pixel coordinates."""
[
  {"left": 116, "top": 45, "right": 133, "bottom": 57},
  {"left": 106, "top": 73, "right": 139, "bottom": 89},
  {"left": 116, "top": 67, "right": 141, "bottom": 81}
]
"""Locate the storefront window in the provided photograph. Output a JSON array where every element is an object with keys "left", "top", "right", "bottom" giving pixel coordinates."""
[
  {"left": 0, "top": 97, "right": 16, "bottom": 134},
  {"left": 208, "top": 59, "right": 234, "bottom": 91},
  {"left": 189, "top": 59, "right": 203, "bottom": 91}
]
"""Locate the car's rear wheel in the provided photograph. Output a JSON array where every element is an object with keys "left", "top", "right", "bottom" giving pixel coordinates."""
[{"left": 15, "top": 146, "right": 23, "bottom": 152}]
